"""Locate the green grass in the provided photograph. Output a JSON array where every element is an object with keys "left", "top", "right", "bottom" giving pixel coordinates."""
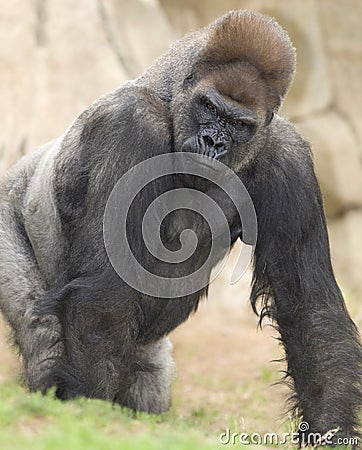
[
  {"left": 0, "top": 381, "right": 249, "bottom": 450},
  {"left": 0, "top": 381, "right": 357, "bottom": 450}
]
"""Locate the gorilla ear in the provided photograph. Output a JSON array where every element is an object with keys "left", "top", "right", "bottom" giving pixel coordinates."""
[{"left": 198, "top": 10, "right": 296, "bottom": 109}]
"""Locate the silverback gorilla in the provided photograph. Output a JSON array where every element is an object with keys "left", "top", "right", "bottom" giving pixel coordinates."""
[{"left": 0, "top": 10, "right": 361, "bottom": 446}]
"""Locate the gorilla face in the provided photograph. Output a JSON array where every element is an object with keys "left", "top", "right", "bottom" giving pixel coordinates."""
[
  {"left": 174, "top": 63, "right": 275, "bottom": 171},
  {"left": 181, "top": 86, "right": 258, "bottom": 160}
]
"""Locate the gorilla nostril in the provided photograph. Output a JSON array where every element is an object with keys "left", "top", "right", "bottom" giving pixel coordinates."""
[
  {"left": 214, "top": 142, "right": 225, "bottom": 150},
  {"left": 202, "top": 135, "right": 214, "bottom": 147}
]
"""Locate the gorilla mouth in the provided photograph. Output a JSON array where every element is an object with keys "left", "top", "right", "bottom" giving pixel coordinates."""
[
  {"left": 185, "top": 148, "right": 228, "bottom": 160},
  {"left": 204, "top": 147, "right": 228, "bottom": 160},
  {"left": 181, "top": 136, "right": 228, "bottom": 161}
]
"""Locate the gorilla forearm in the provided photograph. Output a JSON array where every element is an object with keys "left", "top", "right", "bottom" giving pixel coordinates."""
[
  {"left": 246, "top": 121, "right": 362, "bottom": 441},
  {"left": 0, "top": 149, "right": 63, "bottom": 390}
]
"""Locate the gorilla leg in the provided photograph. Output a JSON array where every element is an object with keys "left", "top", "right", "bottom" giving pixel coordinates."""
[
  {"left": 0, "top": 205, "right": 62, "bottom": 390},
  {"left": 42, "top": 285, "right": 174, "bottom": 413},
  {"left": 121, "top": 337, "right": 175, "bottom": 413}
]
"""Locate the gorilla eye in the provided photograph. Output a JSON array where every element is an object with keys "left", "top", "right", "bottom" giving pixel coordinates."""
[
  {"left": 205, "top": 102, "right": 216, "bottom": 113},
  {"left": 230, "top": 119, "right": 246, "bottom": 128},
  {"left": 184, "top": 72, "right": 195, "bottom": 86}
]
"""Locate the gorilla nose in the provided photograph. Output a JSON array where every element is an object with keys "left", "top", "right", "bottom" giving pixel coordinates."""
[
  {"left": 202, "top": 135, "right": 215, "bottom": 147},
  {"left": 202, "top": 134, "right": 225, "bottom": 150}
]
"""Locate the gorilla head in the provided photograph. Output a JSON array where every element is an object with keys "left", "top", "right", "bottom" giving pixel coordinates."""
[{"left": 168, "top": 11, "right": 296, "bottom": 171}]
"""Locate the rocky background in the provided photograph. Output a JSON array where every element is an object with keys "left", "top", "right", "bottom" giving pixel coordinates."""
[{"left": 1, "top": 0, "right": 361, "bottom": 299}]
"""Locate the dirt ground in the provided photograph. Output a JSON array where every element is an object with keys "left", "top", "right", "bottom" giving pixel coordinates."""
[
  {"left": 171, "top": 243, "right": 290, "bottom": 435},
  {"left": 0, "top": 241, "right": 360, "bottom": 437}
]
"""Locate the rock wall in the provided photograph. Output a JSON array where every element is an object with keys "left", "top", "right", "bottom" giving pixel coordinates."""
[{"left": 1, "top": 0, "right": 361, "bottom": 295}]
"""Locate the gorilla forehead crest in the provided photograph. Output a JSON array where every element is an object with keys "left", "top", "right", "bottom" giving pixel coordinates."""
[
  {"left": 201, "top": 63, "right": 271, "bottom": 111},
  {"left": 193, "top": 10, "right": 296, "bottom": 109}
]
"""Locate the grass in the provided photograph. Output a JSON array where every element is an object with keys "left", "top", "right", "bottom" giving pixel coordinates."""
[
  {"left": 0, "top": 286, "right": 359, "bottom": 450},
  {"left": 0, "top": 381, "right": 252, "bottom": 450},
  {"left": 1, "top": 382, "right": 355, "bottom": 450}
]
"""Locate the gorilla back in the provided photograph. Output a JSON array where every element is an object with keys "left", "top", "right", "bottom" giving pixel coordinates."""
[{"left": 0, "top": 10, "right": 360, "bottom": 445}]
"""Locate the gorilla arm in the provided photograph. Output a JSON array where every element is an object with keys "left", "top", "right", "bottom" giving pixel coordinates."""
[
  {"left": 0, "top": 84, "right": 175, "bottom": 406},
  {"left": 243, "top": 117, "right": 362, "bottom": 442},
  {"left": 0, "top": 142, "right": 64, "bottom": 390},
  {"left": 31, "top": 86, "right": 177, "bottom": 406}
]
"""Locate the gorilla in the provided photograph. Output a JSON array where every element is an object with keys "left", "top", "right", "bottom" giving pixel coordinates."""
[{"left": 0, "top": 10, "right": 360, "bottom": 446}]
